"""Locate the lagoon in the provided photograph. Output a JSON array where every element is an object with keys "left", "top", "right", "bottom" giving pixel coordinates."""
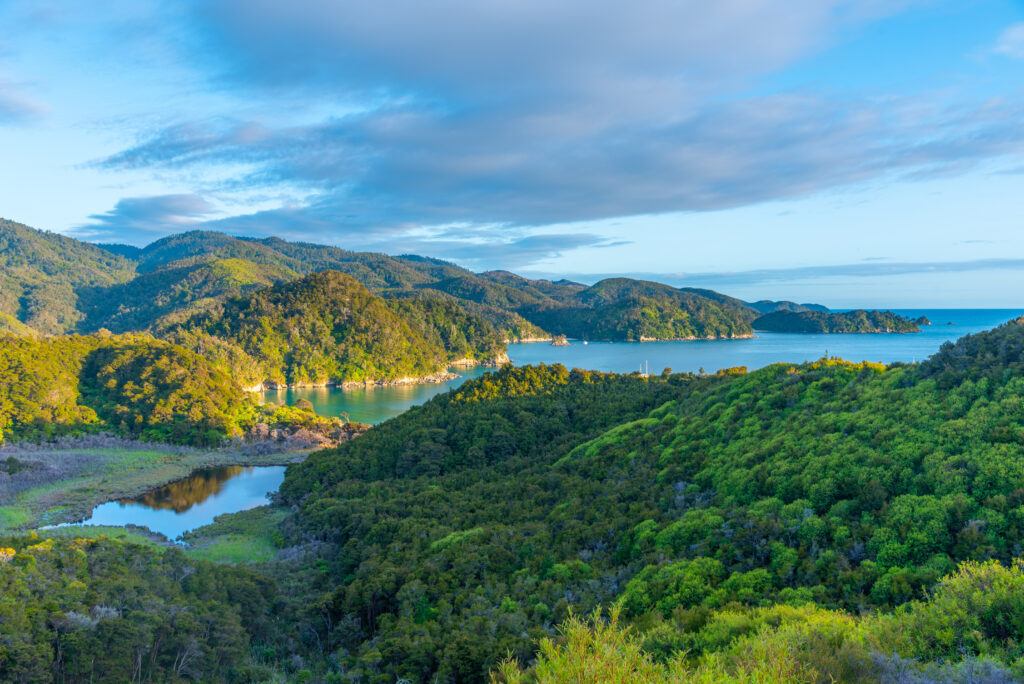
[{"left": 66, "top": 466, "right": 286, "bottom": 540}]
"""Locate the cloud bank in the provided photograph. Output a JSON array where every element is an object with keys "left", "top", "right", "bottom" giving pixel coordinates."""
[
  {"left": 79, "top": 194, "right": 216, "bottom": 242},
  {"left": 79, "top": 1, "right": 1024, "bottom": 269}
]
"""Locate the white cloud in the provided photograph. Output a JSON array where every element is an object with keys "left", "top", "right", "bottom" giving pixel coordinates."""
[
  {"left": 0, "top": 77, "right": 46, "bottom": 123},
  {"left": 995, "top": 22, "right": 1024, "bottom": 58}
]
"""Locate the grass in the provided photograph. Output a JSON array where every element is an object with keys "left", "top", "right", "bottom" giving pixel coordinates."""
[
  {"left": 0, "top": 506, "right": 31, "bottom": 528},
  {"left": 0, "top": 445, "right": 307, "bottom": 532},
  {"left": 2, "top": 442, "right": 307, "bottom": 565},
  {"left": 42, "top": 525, "right": 170, "bottom": 550},
  {"left": 185, "top": 533, "right": 279, "bottom": 563},
  {"left": 182, "top": 506, "right": 288, "bottom": 564}
]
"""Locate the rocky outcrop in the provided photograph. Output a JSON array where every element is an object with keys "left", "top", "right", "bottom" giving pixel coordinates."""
[
  {"left": 505, "top": 336, "right": 553, "bottom": 344},
  {"left": 244, "top": 421, "right": 370, "bottom": 449},
  {"left": 254, "top": 371, "right": 460, "bottom": 392}
]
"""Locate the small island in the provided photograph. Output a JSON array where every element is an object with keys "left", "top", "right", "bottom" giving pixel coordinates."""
[
  {"left": 752, "top": 309, "right": 920, "bottom": 334},
  {"left": 551, "top": 334, "right": 570, "bottom": 346}
]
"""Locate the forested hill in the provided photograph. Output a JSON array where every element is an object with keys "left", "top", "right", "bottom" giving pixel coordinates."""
[
  {"left": 178, "top": 270, "right": 491, "bottom": 386},
  {"left": 0, "top": 333, "right": 352, "bottom": 446},
  {"left": 521, "top": 277, "right": 757, "bottom": 340},
  {"left": 269, "top": 318, "right": 1024, "bottom": 681},
  {"left": 77, "top": 257, "right": 298, "bottom": 333},
  {"left": 745, "top": 299, "right": 831, "bottom": 314},
  {"left": 753, "top": 309, "right": 920, "bottom": 333},
  {"left": 3, "top": 218, "right": 912, "bottom": 346},
  {"left": 0, "top": 219, "right": 136, "bottom": 334}
]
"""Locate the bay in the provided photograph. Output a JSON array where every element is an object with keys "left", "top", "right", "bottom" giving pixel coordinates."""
[
  {"left": 276, "top": 309, "right": 1023, "bottom": 421},
  {"left": 506, "top": 309, "right": 1024, "bottom": 375}
]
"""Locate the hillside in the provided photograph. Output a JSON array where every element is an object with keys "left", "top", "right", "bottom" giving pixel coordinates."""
[
  {"left": 0, "top": 333, "right": 250, "bottom": 445},
  {"left": 0, "top": 220, "right": 918, "bottom": 350},
  {"left": 268, "top": 319, "right": 1024, "bottom": 680},
  {"left": 180, "top": 270, "right": 455, "bottom": 386},
  {"left": 478, "top": 270, "right": 586, "bottom": 303},
  {"left": 77, "top": 257, "right": 297, "bottom": 333},
  {"left": 753, "top": 309, "right": 919, "bottom": 333},
  {"left": 129, "top": 231, "right": 463, "bottom": 289},
  {"left": 0, "top": 218, "right": 136, "bottom": 334},
  {"left": 745, "top": 299, "right": 831, "bottom": 314},
  {"left": 0, "top": 536, "right": 277, "bottom": 682},
  {"left": 101, "top": 230, "right": 764, "bottom": 342},
  {"left": 386, "top": 291, "right": 507, "bottom": 363},
  {"left": 521, "top": 278, "right": 756, "bottom": 341},
  {"left": 0, "top": 333, "right": 357, "bottom": 446}
]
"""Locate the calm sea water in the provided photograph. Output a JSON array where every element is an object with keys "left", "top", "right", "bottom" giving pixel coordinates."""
[
  {"left": 277, "top": 309, "right": 1022, "bottom": 422},
  {"left": 506, "top": 309, "right": 1024, "bottom": 375},
  {"left": 263, "top": 367, "right": 492, "bottom": 424},
  {"left": 65, "top": 466, "right": 286, "bottom": 540}
]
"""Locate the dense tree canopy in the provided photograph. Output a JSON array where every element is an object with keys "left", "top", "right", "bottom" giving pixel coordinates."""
[
  {"left": 267, "top": 319, "right": 1024, "bottom": 681},
  {"left": 180, "top": 271, "right": 453, "bottom": 385},
  {"left": 0, "top": 333, "right": 351, "bottom": 447},
  {"left": 0, "top": 534, "right": 276, "bottom": 683},
  {"left": 522, "top": 278, "right": 756, "bottom": 341},
  {"left": 0, "top": 219, "right": 136, "bottom": 335},
  {"left": 752, "top": 309, "right": 919, "bottom": 333}
]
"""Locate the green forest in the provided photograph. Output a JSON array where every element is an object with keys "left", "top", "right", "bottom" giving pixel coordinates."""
[
  {"left": 752, "top": 310, "right": 920, "bottom": 334},
  {"left": 6, "top": 217, "right": 1023, "bottom": 683},
  {"left": 0, "top": 535, "right": 276, "bottom": 682},
  {"left": 0, "top": 333, "right": 352, "bottom": 447},
  {"left": 5, "top": 321, "right": 1024, "bottom": 680},
  {"left": 0, "top": 220, "right": 913, "bottom": 371},
  {"left": 257, "top": 322, "right": 1024, "bottom": 680}
]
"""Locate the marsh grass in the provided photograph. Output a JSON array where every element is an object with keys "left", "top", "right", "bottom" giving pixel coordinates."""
[
  {"left": 181, "top": 505, "right": 288, "bottom": 564},
  {"left": 0, "top": 434, "right": 308, "bottom": 531}
]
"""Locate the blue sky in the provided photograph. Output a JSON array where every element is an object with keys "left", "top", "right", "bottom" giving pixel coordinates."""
[{"left": 1, "top": 0, "right": 1023, "bottom": 306}]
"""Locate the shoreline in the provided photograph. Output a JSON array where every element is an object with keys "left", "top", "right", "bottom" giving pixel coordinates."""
[
  {"left": 520, "top": 333, "right": 759, "bottom": 344},
  {"left": 752, "top": 328, "right": 921, "bottom": 335},
  {"left": 251, "top": 354, "right": 511, "bottom": 392},
  {"left": 0, "top": 445, "right": 314, "bottom": 532}
]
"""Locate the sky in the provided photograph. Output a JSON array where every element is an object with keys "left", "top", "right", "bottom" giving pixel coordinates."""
[{"left": 1, "top": 0, "right": 1023, "bottom": 307}]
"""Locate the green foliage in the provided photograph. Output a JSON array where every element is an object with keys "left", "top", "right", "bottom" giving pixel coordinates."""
[
  {"left": 0, "top": 333, "right": 256, "bottom": 445},
  {"left": 522, "top": 278, "right": 755, "bottom": 341},
  {"left": 275, "top": 365, "right": 698, "bottom": 681},
  {"left": 752, "top": 309, "right": 919, "bottom": 333},
  {"left": 182, "top": 270, "right": 449, "bottom": 385},
  {"left": 387, "top": 291, "right": 505, "bottom": 361},
  {"left": 919, "top": 315, "right": 1024, "bottom": 387},
  {"left": 267, "top": 319, "right": 1024, "bottom": 681},
  {"left": 0, "top": 534, "right": 274, "bottom": 682},
  {"left": 0, "top": 218, "right": 136, "bottom": 334},
  {"left": 78, "top": 340, "right": 252, "bottom": 446},
  {"left": 497, "top": 560, "right": 1024, "bottom": 682},
  {"left": 77, "top": 256, "right": 296, "bottom": 333}
]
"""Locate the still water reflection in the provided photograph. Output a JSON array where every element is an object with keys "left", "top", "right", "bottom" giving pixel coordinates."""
[
  {"left": 263, "top": 367, "right": 491, "bottom": 424},
  {"left": 69, "top": 465, "right": 286, "bottom": 540}
]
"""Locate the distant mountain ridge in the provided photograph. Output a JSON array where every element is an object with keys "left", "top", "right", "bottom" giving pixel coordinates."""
[
  {"left": 0, "top": 218, "right": 136, "bottom": 334},
  {"left": 1, "top": 218, "right": 909, "bottom": 385},
  {"left": 745, "top": 299, "right": 831, "bottom": 314}
]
